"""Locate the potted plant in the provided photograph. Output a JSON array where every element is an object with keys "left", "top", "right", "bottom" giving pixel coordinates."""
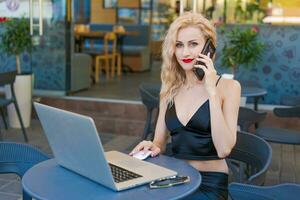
[
  {"left": 221, "top": 26, "right": 265, "bottom": 106},
  {"left": 221, "top": 26, "right": 265, "bottom": 74},
  {"left": 0, "top": 17, "right": 33, "bottom": 128}
]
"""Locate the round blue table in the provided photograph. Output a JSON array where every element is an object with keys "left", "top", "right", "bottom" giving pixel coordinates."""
[
  {"left": 22, "top": 155, "right": 201, "bottom": 200},
  {"left": 241, "top": 86, "right": 267, "bottom": 111}
]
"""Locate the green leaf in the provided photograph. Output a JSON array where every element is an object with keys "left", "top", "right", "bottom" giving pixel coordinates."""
[
  {"left": 0, "top": 17, "right": 32, "bottom": 73},
  {"left": 220, "top": 27, "right": 265, "bottom": 71}
]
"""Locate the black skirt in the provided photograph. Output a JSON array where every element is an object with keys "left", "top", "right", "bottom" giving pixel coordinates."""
[{"left": 184, "top": 171, "right": 228, "bottom": 200}]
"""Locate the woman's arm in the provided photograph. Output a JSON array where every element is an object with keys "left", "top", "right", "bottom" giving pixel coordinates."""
[
  {"left": 130, "top": 98, "right": 169, "bottom": 157},
  {"left": 196, "top": 53, "right": 241, "bottom": 158},
  {"left": 209, "top": 79, "right": 241, "bottom": 158},
  {"left": 152, "top": 100, "right": 169, "bottom": 154}
]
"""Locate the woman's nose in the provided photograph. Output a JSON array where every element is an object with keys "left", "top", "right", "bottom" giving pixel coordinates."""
[{"left": 182, "top": 46, "right": 191, "bottom": 56}]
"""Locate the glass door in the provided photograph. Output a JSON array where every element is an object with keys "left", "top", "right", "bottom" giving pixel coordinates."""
[
  {"left": 29, "top": 0, "right": 70, "bottom": 93},
  {"left": 0, "top": 0, "right": 70, "bottom": 93}
]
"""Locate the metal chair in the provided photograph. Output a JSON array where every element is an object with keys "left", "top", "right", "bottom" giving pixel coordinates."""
[
  {"left": 0, "top": 108, "right": 8, "bottom": 129},
  {"left": 0, "top": 71, "right": 28, "bottom": 142},
  {"left": 227, "top": 131, "right": 272, "bottom": 185},
  {"left": 0, "top": 142, "right": 50, "bottom": 200},
  {"left": 255, "top": 106, "right": 300, "bottom": 145},
  {"left": 139, "top": 83, "right": 160, "bottom": 141},
  {"left": 254, "top": 106, "right": 300, "bottom": 183},
  {"left": 238, "top": 107, "right": 267, "bottom": 132},
  {"left": 229, "top": 182, "right": 300, "bottom": 200},
  {"left": 0, "top": 142, "right": 50, "bottom": 177},
  {"left": 273, "top": 106, "right": 300, "bottom": 118}
]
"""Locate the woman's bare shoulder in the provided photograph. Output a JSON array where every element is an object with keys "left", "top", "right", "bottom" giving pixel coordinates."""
[{"left": 218, "top": 78, "right": 241, "bottom": 96}]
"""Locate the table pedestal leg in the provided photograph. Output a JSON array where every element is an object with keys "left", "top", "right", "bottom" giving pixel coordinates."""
[
  {"left": 23, "top": 190, "right": 32, "bottom": 200},
  {"left": 254, "top": 97, "right": 260, "bottom": 128}
]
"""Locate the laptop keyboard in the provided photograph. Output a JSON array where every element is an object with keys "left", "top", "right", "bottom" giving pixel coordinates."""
[{"left": 109, "top": 163, "right": 142, "bottom": 183}]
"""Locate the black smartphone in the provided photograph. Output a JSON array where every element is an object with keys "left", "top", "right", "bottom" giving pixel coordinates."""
[
  {"left": 149, "top": 175, "right": 190, "bottom": 188},
  {"left": 193, "top": 39, "right": 216, "bottom": 80}
]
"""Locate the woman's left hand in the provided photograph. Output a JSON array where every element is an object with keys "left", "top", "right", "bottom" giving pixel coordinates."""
[{"left": 194, "top": 53, "right": 218, "bottom": 96}]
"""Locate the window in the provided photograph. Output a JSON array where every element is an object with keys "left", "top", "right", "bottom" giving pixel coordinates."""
[{"left": 103, "top": 0, "right": 117, "bottom": 8}]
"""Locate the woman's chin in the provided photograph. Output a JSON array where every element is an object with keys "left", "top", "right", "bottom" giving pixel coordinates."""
[{"left": 181, "top": 64, "right": 195, "bottom": 71}]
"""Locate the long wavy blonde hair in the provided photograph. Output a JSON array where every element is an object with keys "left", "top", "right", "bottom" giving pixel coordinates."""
[{"left": 160, "top": 12, "right": 217, "bottom": 105}]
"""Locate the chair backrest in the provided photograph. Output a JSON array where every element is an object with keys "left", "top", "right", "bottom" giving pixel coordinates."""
[
  {"left": 227, "top": 131, "right": 272, "bottom": 185},
  {"left": 139, "top": 83, "right": 160, "bottom": 141},
  {"left": 139, "top": 83, "right": 160, "bottom": 109},
  {"left": 103, "top": 32, "right": 117, "bottom": 55},
  {"left": 229, "top": 182, "right": 300, "bottom": 200},
  {"left": 0, "top": 71, "right": 17, "bottom": 87},
  {"left": 74, "top": 24, "right": 90, "bottom": 33},
  {"left": 0, "top": 142, "right": 50, "bottom": 177},
  {"left": 238, "top": 107, "right": 267, "bottom": 132},
  {"left": 273, "top": 106, "right": 300, "bottom": 118}
]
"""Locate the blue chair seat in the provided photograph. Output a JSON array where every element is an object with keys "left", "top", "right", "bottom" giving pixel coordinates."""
[
  {"left": 87, "top": 44, "right": 147, "bottom": 56},
  {"left": 0, "top": 142, "right": 50, "bottom": 177},
  {"left": 273, "top": 106, "right": 300, "bottom": 118},
  {"left": 122, "top": 45, "right": 148, "bottom": 55},
  {"left": 0, "top": 99, "right": 12, "bottom": 106},
  {"left": 82, "top": 49, "right": 105, "bottom": 56},
  {"left": 229, "top": 182, "right": 300, "bottom": 200},
  {"left": 255, "top": 127, "right": 300, "bottom": 145}
]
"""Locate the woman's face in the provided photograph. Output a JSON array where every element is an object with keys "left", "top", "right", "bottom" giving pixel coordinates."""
[{"left": 175, "top": 26, "right": 206, "bottom": 71}]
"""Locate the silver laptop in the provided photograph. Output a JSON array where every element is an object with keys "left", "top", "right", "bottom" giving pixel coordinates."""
[{"left": 34, "top": 102, "right": 177, "bottom": 191}]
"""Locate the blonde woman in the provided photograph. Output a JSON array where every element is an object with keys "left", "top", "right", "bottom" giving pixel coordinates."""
[{"left": 130, "top": 12, "right": 241, "bottom": 200}]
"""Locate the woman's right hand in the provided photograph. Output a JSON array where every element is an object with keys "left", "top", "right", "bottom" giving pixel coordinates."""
[{"left": 129, "top": 140, "right": 161, "bottom": 157}]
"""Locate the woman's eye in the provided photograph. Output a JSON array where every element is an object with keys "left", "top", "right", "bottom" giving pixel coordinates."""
[
  {"left": 189, "top": 42, "right": 198, "bottom": 47},
  {"left": 175, "top": 43, "right": 183, "bottom": 48}
]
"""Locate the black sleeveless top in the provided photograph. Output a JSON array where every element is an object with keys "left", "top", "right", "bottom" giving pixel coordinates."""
[{"left": 165, "top": 76, "right": 222, "bottom": 160}]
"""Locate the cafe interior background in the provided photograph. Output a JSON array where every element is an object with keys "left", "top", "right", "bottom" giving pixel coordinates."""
[
  {"left": 0, "top": 0, "right": 299, "bottom": 104},
  {"left": 0, "top": 0, "right": 299, "bottom": 143},
  {"left": 0, "top": 0, "right": 299, "bottom": 137}
]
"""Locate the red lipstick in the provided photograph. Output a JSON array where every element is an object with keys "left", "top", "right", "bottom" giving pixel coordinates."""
[{"left": 182, "top": 59, "right": 194, "bottom": 63}]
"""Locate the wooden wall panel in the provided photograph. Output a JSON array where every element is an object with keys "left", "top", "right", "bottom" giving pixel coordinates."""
[
  {"left": 117, "top": 0, "right": 140, "bottom": 8},
  {"left": 91, "top": 0, "right": 144, "bottom": 24},
  {"left": 91, "top": 0, "right": 116, "bottom": 24}
]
